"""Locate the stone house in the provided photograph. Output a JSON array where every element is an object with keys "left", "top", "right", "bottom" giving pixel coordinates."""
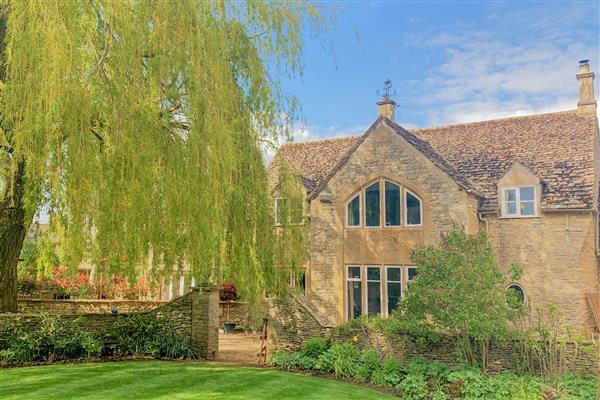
[{"left": 268, "top": 60, "right": 600, "bottom": 334}]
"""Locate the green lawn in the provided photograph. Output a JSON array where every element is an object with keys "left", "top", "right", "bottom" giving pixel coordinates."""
[{"left": 0, "top": 361, "right": 394, "bottom": 399}]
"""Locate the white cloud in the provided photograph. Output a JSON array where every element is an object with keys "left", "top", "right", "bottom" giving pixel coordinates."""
[{"left": 409, "top": 4, "right": 599, "bottom": 125}]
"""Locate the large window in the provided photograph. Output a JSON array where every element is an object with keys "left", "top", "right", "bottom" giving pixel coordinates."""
[
  {"left": 386, "top": 266, "right": 402, "bottom": 316},
  {"left": 501, "top": 186, "right": 536, "bottom": 217},
  {"left": 345, "top": 179, "right": 422, "bottom": 228},
  {"left": 405, "top": 190, "right": 422, "bottom": 226},
  {"left": 365, "top": 182, "right": 380, "bottom": 227},
  {"left": 366, "top": 266, "right": 382, "bottom": 315},
  {"left": 346, "top": 194, "right": 361, "bottom": 227},
  {"left": 346, "top": 266, "right": 362, "bottom": 319},
  {"left": 384, "top": 181, "right": 401, "bottom": 226},
  {"left": 347, "top": 265, "right": 416, "bottom": 320}
]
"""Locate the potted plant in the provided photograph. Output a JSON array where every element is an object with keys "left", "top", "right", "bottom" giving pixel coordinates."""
[{"left": 220, "top": 283, "right": 239, "bottom": 333}]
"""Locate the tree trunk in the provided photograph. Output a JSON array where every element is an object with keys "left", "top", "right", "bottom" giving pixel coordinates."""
[{"left": 0, "top": 159, "right": 27, "bottom": 312}]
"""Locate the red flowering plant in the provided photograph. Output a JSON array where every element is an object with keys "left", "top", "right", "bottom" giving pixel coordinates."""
[{"left": 219, "top": 282, "right": 239, "bottom": 301}]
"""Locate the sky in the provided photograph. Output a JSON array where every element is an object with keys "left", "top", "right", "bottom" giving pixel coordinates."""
[{"left": 280, "top": 1, "right": 599, "bottom": 144}]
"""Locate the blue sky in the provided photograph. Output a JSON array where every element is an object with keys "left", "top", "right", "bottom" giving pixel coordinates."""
[{"left": 281, "top": 1, "right": 599, "bottom": 143}]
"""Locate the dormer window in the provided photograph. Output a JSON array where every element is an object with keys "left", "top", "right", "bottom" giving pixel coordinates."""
[
  {"left": 345, "top": 179, "right": 422, "bottom": 227},
  {"left": 502, "top": 186, "right": 536, "bottom": 217}
]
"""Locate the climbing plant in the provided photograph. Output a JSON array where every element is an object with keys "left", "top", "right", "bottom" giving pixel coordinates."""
[{"left": 0, "top": 0, "right": 325, "bottom": 310}]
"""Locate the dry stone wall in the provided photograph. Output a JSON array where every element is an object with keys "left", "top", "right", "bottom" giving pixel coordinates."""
[
  {"left": 0, "top": 287, "right": 219, "bottom": 360},
  {"left": 266, "top": 295, "right": 599, "bottom": 375},
  {"left": 17, "top": 299, "right": 166, "bottom": 314}
]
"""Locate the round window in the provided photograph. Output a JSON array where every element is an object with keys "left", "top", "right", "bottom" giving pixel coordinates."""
[{"left": 506, "top": 284, "right": 525, "bottom": 306}]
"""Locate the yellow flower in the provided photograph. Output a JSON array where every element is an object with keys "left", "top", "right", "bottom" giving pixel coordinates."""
[{"left": 352, "top": 335, "right": 359, "bottom": 343}]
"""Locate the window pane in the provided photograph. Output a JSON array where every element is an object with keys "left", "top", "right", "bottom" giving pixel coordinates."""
[
  {"left": 347, "top": 281, "right": 362, "bottom": 319},
  {"left": 407, "top": 267, "right": 418, "bottom": 286},
  {"left": 505, "top": 189, "right": 516, "bottom": 202},
  {"left": 348, "top": 266, "right": 361, "bottom": 279},
  {"left": 521, "top": 201, "right": 535, "bottom": 216},
  {"left": 506, "top": 202, "right": 517, "bottom": 215},
  {"left": 506, "top": 284, "right": 525, "bottom": 305},
  {"left": 365, "top": 182, "right": 380, "bottom": 226},
  {"left": 347, "top": 195, "right": 360, "bottom": 226},
  {"left": 384, "top": 181, "right": 401, "bottom": 226},
  {"left": 387, "top": 267, "right": 401, "bottom": 282},
  {"left": 367, "top": 267, "right": 380, "bottom": 281},
  {"left": 387, "top": 282, "right": 402, "bottom": 315},
  {"left": 367, "top": 281, "right": 381, "bottom": 315},
  {"left": 275, "top": 198, "right": 285, "bottom": 225},
  {"left": 520, "top": 186, "right": 534, "bottom": 201},
  {"left": 406, "top": 192, "right": 422, "bottom": 225}
]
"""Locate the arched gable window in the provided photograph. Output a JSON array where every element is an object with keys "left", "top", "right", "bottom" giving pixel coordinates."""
[
  {"left": 405, "top": 189, "right": 422, "bottom": 226},
  {"left": 346, "top": 193, "right": 361, "bottom": 227},
  {"left": 345, "top": 179, "right": 422, "bottom": 228}
]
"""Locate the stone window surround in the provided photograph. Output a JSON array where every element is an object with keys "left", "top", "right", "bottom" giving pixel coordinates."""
[
  {"left": 345, "top": 264, "right": 417, "bottom": 320},
  {"left": 500, "top": 185, "right": 538, "bottom": 218},
  {"left": 344, "top": 177, "right": 423, "bottom": 229}
]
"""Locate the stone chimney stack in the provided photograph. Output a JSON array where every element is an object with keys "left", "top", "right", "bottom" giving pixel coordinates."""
[
  {"left": 377, "top": 98, "right": 396, "bottom": 121},
  {"left": 377, "top": 79, "right": 397, "bottom": 121},
  {"left": 576, "top": 60, "right": 596, "bottom": 116}
]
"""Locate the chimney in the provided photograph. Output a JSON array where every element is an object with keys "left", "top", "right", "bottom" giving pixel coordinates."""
[
  {"left": 576, "top": 60, "right": 596, "bottom": 116},
  {"left": 377, "top": 79, "right": 397, "bottom": 121},
  {"left": 377, "top": 98, "right": 396, "bottom": 121}
]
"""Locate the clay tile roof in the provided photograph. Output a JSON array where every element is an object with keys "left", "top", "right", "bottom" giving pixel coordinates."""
[
  {"left": 414, "top": 110, "right": 598, "bottom": 210},
  {"left": 382, "top": 119, "right": 481, "bottom": 196},
  {"left": 268, "top": 135, "right": 362, "bottom": 192},
  {"left": 269, "top": 110, "right": 598, "bottom": 210}
]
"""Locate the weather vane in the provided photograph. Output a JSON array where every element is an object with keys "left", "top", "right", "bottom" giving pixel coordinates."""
[{"left": 377, "top": 79, "right": 395, "bottom": 101}]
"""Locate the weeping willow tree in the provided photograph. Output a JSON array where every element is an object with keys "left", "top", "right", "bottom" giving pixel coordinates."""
[{"left": 0, "top": 0, "right": 324, "bottom": 312}]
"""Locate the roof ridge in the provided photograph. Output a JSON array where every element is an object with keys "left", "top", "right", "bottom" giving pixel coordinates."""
[
  {"left": 413, "top": 109, "right": 579, "bottom": 132},
  {"left": 280, "top": 135, "right": 360, "bottom": 148}
]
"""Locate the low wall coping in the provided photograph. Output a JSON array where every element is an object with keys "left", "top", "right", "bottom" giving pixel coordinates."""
[{"left": 18, "top": 299, "right": 168, "bottom": 304}]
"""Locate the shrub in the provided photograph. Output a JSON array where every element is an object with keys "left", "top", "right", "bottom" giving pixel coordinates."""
[
  {"left": 268, "top": 350, "right": 300, "bottom": 369},
  {"left": 0, "top": 315, "right": 102, "bottom": 362},
  {"left": 219, "top": 283, "right": 238, "bottom": 301},
  {"left": 105, "top": 314, "right": 194, "bottom": 358},
  {"left": 371, "top": 356, "right": 403, "bottom": 387},
  {"left": 396, "top": 373, "right": 429, "bottom": 400},
  {"left": 300, "top": 337, "right": 329, "bottom": 359},
  {"left": 313, "top": 342, "right": 360, "bottom": 377},
  {"left": 354, "top": 349, "right": 382, "bottom": 383}
]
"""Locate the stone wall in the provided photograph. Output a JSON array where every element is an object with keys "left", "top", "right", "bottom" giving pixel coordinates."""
[
  {"left": 331, "top": 326, "right": 599, "bottom": 376},
  {"left": 0, "top": 287, "right": 219, "bottom": 360},
  {"left": 486, "top": 211, "right": 599, "bottom": 333},
  {"left": 17, "top": 299, "right": 166, "bottom": 314},
  {"left": 219, "top": 301, "right": 250, "bottom": 328},
  {"left": 265, "top": 295, "right": 332, "bottom": 351},
  {"left": 266, "top": 294, "right": 598, "bottom": 375}
]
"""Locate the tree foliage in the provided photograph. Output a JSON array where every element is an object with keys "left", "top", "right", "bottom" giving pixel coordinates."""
[
  {"left": 398, "top": 229, "right": 512, "bottom": 370},
  {"left": 0, "top": 0, "right": 323, "bottom": 302}
]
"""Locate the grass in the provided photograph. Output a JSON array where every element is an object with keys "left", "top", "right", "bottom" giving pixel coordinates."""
[{"left": 0, "top": 360, "right": 395, "bottom": 399}]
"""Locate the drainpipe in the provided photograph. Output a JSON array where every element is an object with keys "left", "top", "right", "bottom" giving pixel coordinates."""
[{"left": 478, "top": 212, "right": 489, "bottom": 233}]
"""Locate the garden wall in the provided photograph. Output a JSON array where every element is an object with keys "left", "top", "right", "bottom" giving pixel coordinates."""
[
  {"left": 219, "top": 301, "right": 250, "bottom": 328},
  {"left": 265, "top": 295, "right": 333, "bottom": 351},
  {"left": 266, "top": 295, "right": 599, "bottom": 375},
  {"left": 1, "top": 287, "right": 219, "bottom": 360},
  {"left": 17, "top": 299, "right": 166, "bottom": 314}
]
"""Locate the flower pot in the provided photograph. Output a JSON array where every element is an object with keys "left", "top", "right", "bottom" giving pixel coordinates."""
[{"left": 224, "top": 322, "right": 236, "bottom": 333}]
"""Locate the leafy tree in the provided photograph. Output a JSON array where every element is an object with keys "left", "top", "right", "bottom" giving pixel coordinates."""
[
  {"left": 398, "top": 229, "right": 512, "bottom": 372},
  {"left": 0, "top": 0, "right": 324, "bottom": 311}
]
